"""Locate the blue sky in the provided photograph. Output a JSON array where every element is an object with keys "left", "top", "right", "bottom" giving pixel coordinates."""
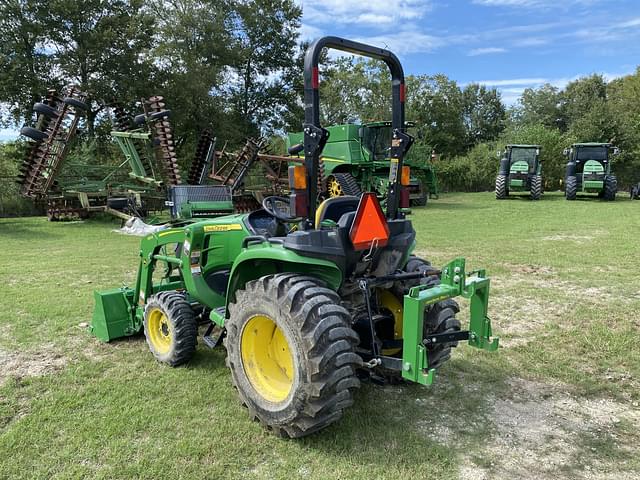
[
  {"left": 299, "top": 0, "right": 640, "bottom": 103},
  {"left": 2, "top": 0, "right": 639, "bottom": 141}
]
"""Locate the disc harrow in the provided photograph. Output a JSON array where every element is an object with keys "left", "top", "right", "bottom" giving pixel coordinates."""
[
  {"left": 188, "top": 129, "right": 216, "bottom": 185},
  {"left": 18, "top": 86, "right": 88, "bottom": 198},
  {"left": 146, "top": 96, "right": 181, "bottom": 185}
]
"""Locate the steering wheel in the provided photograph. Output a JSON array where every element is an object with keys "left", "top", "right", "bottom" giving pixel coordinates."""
[{"left": 261, "top": 196, "right": 302, "bottom": 223}]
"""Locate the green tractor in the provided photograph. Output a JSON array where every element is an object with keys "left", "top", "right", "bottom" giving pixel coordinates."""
[
  {"left": 495, "top": 144, "right": 542, "bottom": 200},
  {"left": 287, "top": 121, "right": 439, "bottom": 206},
  {"left": 91, "top": 36, "right": 498, "bottom": 438},
  {"left": 564, "top": 143, "right": 618, "bottom": 201}
]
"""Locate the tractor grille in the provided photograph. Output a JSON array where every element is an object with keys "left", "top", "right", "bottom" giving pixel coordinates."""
[
  {"left": 168, "top": 185, "right": 232, "bottom": 217},
  {"left": 583, "top": 172, "right": 604, "bottom": 181}
]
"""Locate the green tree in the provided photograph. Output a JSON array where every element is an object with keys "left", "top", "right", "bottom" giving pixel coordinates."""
[
  {"left": 408, "top": 74, "right": 466, "bottom": 157},
  {"left": 515, "top": 83, "right": 564, "bottom": 130},
  {"left": 45, "top": 0, "right": 156, "bottom": 135},
  {"left": 0, "top": 0, "right": 55, "bottom": 125},
  {"left": 462, "top": 83, "right": 506, "bottom": 147},
  {"left": 225, "top": 0, "right": 302, "bottom": 138}
]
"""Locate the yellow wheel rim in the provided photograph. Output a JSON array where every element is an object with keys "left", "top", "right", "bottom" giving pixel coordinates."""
[
  {"left": 377, "top": 289, "right": 404, "bottom": 356},
  {"left": 240, "top": 315, "right": 294, "bottom": 403},
  {"left": 328, "top": 177, "right": 344, "bottom": 197},
  {"left": 147, "top": 307, "right": 173, "bottom": 354}
]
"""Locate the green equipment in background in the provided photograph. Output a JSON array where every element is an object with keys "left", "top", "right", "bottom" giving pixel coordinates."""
[
  {"left": 495, "top": 144, "right": 542, "bottom": 200},
  {"left": 287, "top": 121, "right": 439, "bottom": 206},
  {"left": 564, "top": 143, "right": 619, "bottom": 201},
  {"left": 92, "top": 36, "right": 498, "bottom": 438}
]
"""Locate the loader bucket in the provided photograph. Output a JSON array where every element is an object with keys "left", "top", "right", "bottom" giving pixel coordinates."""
[{"left": 91, "top": 287, "right": 136, "bottom": 342}]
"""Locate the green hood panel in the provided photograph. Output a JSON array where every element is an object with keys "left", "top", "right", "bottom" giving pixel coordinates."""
[
  {"left": 510, "top": 161, "right": 529, "bottom": 173},
  {"left": 583, "top": 160, "right": 604, "bottom": 173}
]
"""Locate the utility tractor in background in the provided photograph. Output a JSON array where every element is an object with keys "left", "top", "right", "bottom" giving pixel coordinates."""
[
  {"left": 564, "top": 143, "right": 618, "bottom": 201},
  {"left": 91, "top": 37, "right": 498, "bottom": 438},
  {"left": 287, "top": 121, "right": 439, "bottom": 206},
  {"left": 495, "top": 144, "right": 542, "bottom": 200}
]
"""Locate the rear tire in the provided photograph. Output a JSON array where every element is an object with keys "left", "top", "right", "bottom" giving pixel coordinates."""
[
  {"left": 565, "top": 176, "right": 577, "bottom": 200},
  {"left": 410, "top": 180, "right": 427, "bottom": 206},
  {"left": 495, "top": 175, "right": 507, "bottom": 199},
  {"left": 603, "top": 175, "right": 617, "bottom": 201},
  {"left": 530, "top": 175, "right": 542, "bottom": 200},
  {"left": 225, "top": 274, "right": 361, "bottom": 438},
  {"left": 143, "top": 291, "right": 197, "bottom": 366}
]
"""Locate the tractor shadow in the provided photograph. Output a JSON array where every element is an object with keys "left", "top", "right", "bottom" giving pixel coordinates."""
[{"left": 305, "top": 357, "right": 512, "bottom": 474}]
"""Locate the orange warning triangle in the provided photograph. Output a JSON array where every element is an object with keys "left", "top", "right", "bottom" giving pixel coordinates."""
[{"left": 349, "top": 193, "right": 390, "bottom": 251}]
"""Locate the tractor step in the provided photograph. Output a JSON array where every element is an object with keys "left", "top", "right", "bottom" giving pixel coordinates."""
[
  {"left": 202, "top": 320, "right": 225, "bottom": 349},
  {"left": 203, "top": 307, "right": 226, "bottom": 348}
]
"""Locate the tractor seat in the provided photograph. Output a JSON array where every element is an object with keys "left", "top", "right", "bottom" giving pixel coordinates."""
[{"left": 315, "top": 196, "right": 360, "bottom": 228}]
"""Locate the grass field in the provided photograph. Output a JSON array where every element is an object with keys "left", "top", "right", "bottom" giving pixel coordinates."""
[{"left": 1, "top": 192, "right": 639, "bottom": 480}]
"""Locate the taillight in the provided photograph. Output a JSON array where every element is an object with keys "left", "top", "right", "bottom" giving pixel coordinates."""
[{"left": 400, "top": 186, "right": 410, "bottom": 208}]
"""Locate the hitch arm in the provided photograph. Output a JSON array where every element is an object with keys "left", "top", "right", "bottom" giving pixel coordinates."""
[{"left": 401, "top": 258, "right": 499, "bottom": 386}]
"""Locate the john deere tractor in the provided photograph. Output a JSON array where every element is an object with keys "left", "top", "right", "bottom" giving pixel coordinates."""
[
  {"left": 564, "top": 143, "right": 618, "bottom": 201},
  {"left": 287, "top": 121, "right": 439, "bottom": 206},
  {"left": 91, "top": 37, "right": 498, "bottom": 438},
  {"left": 495, "top": 145, "right": 542, "bottom": 200}
]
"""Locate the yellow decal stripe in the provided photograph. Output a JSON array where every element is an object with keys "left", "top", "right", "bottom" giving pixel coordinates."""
[{"left": 204, "top": 224, "right": 243, "bottom": 232}]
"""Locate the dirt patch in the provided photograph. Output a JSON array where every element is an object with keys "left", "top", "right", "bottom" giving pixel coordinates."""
[
  {"left": 465, "top": 378, "right": 640, "bottom": 480},
  {"left": 542, "top": 234, "right": 596, "bottom": 242},
  {"left": 0, "top": 346, "right": 67, "bottom": 386}
]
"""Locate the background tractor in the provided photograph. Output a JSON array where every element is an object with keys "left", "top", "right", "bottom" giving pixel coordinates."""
[
  {"left": 287, "top": 121, "right": 439, "bottom": 206},
  {"left": 91, "top": 36, "right": 498, "bottom": 438},
  {"left": 495, "top": 144, "right": 542, "bottom": 200},
  {"left": 564, "top": 143, "right": 618, "bottom": 201}
]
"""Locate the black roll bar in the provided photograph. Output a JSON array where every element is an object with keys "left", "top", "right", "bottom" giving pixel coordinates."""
[{"left": 302, "top": 36, "right": 412, "bottom": 227}]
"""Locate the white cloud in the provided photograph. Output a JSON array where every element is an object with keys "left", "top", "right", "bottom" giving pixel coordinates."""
[
  {"left": 470, "top": 78, "right": 549, "bottom": 87},
  {"left": 352, "top": 30, "right": 446, "bottom": 55},
  {"left": 299, "top": 0, "right": 429, "bottom": 27},
  {"left": 468, "top": 47, "right": 507, "bottom": 56},
  {"left": 472, "top": 0, "right": 600, "bottom": 8},
  {"left": 470, "top": 70, "right": 633, "bottom": 105}
]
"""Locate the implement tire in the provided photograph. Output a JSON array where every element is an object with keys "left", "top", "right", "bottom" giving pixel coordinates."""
[
  {"left": 394, "top": 256, "right": 461, "bottom": 370},
  {"left": 143, "top": 291, "right": 198, "bottom": 366},
  {"left": 565, "top": 176, "right": 577, "bottom": 200},
  {"left": 225, "top": 274, "right": 361, "bottom": 438},
  {"left": 495, "top": 175, "right": 507, "bottom": 199},
  {"left": 530, "top": 175, "right": 542, "bottom": 200},
  {"left": 603, "top": 175, "right": 617, "bottom": 201}
]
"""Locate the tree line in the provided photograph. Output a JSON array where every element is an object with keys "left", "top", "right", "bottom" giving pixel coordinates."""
[{"left": 1, "top": 0, "right": 639, "bottom": 208}]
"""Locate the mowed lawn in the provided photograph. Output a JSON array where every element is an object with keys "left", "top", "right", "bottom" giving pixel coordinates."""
[{"left": 0, "top": 192, "right": 639, "bottom": 480}]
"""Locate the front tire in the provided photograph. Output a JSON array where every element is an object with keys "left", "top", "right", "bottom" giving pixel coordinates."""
[
  {"left": 565, "top": 176, "right": 577, "bottom": 200},
  {"left": 225, "top": 274, "right": 361, "bottom": 438},
  {"left": 530, "top": 175, "right": 542, "bottom": 200},
  {"left": 603, "top": 175, "right": 617, "bottom": 201},
  {"left": 143, "top": 291, "right": 198, "bottom": 366},
  {"left": 495, "top": 175, "right": 507, "bottom": 199}
]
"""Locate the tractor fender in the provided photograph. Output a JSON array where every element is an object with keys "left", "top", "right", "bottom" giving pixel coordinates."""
[
  {"left": 225, "top": 242, "right": 343, "bottom": 308},
  {"left": 565, "top": 161, "right": 577, "bottom": 177},
  {"left": 498, "top": 157, "right": 510, "bottom": 176}
]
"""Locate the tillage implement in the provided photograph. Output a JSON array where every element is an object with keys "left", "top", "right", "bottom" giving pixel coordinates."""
[{"left": 92, "top": 37, "right": 499, "bottom": 438}]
